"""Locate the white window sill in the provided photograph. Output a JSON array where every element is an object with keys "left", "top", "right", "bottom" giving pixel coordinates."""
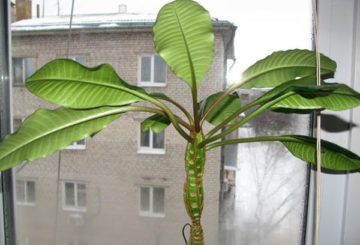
[
  {"left": 138, "top": 82, "right": 166, "bottom": 88},
  {"left": 16, "top": 202, "right": 36, "bottom": 207},
  {"left": 65, "top": 144, "right": 86, "bottom": 150},
  {"left": 139, "top": 212, "right": 165, "bottom": 218},
  {"left": 137, "top": 148, "right": 165, "bottom": 155},
  {"left": 63, "top": 206, "right": 87, "bottom": 212}
]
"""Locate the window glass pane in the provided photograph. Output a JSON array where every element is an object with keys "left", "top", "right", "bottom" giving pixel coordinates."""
[
  {"left": 26, "top": 181, "right": 35, "bottom": 203},
  {"left": 141, "top": 56, "right": 151, "bottom": 82},
  {"left": 140, "top": 187, "right": 150, "bottom": 212},
  {"left": 153, "top": 188, "right": 164, "bottom": 214},
  {"left": 24, "top": 58, "right": 34, "bottom": 79},
  {"left": 65, "top": 183, "right": 75, "bottom": 206},
  {"left": 140, "top": 129, "right": 150, "bottom": 147},
  {"left": 154, "top": 56, "right": 166, "bottom": 83},
  {"left": 77, "top": 184, "right": 86, "bottom": 207},
  {"left": 13, "top": 58, "right": 23, "bottom": 84},
  {"left": 16, "top": 180, "right": 25, "bottom": 202},
  {"left": 153, "top": 131, "right": 164, "bottom": 149}
]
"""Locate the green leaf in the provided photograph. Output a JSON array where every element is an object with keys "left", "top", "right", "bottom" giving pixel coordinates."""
[
  {"left": 27, "top": 59, "right": 147, "bottom": 109},
  {"left": 141, "top": 114, "right": 171, "bottom": 133},
  {"left": 255, "top": 77, "right": 360, "bottom": 113},
  {"left": 280, "top": 135, "right": 360, "bottom": 171},
  {"left": 0, "top": 107, "right": 122, "bottom": 171},
  {"left": 153, "top": 0, "right": 214, "bottom": 88},
  {"left": 199, "top": 92, "right": 241, "bottom": 125},
  {"left": 237, "top": 49, "right": 337, "bottom": 89},
  {"left": 206, "top": 135, "right": 360, "bottom": 171},
  {"left": 271, "top": 82, "right": 360, "bottom": 112}
]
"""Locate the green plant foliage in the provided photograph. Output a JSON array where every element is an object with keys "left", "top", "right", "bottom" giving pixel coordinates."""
[
  {"left": 27, "top": 59, "right": 147, "bottom": 108},
  {"left": 279, "top": 135, "right": 360, "bottom": 170},
  {"left": 199, "top": 92, "right": 241, "bottom": 125},
  {"left": 253, "top": 76, "right": 360, "bottom": 113},
  {"left": 141, "top": 114, "right": 171, "bottom": 133},
  {"left": 237, "top": 49, "right": 337, "bottom": 89},
  {"left": 0, "top": 107, "right": 122, "bottom": 171},
  {"left": 153, "top": 0, "right": 214, "bottom": 88}
]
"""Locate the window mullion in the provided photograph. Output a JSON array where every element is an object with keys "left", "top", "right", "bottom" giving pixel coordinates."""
[
  {"left": 149, "top": 129, "right": 153, "bottom": 149},
  {"left": 150, "top": 187, "right": 153, "bottom": 214},
  {"left": 74, "top": 183, "right": 78, "bottom": 208},
  {"left": 151, "top": 56, "right": 154, "bottom": 84}
]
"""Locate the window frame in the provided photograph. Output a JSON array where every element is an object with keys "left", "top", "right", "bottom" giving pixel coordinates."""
[
  {"left": 15, "top": 179, "right": 36, "bottom": 206},
  {"left": 138, "top": 186, "right": 165, "bottom": 218},
  {"left": 138, "top": 126, "right": 165, "bottom": 154},
  {"left": 12, "top": 57, "right": 35, "bottom": 86},
  {"left": 138, "top": 54, "right": 167, "bottom": 87},
  {"left": 62, "top": 181, "right": 87, "bottom": 212}
]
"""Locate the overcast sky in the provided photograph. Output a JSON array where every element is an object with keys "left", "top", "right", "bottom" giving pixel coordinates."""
[{"left": 32, "top": 0, "right": 312, "bottom": 83}]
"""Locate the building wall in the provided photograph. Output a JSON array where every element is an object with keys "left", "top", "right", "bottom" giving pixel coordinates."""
[{"left": 12, "top": 29, "right": 225, "bottom": 245}]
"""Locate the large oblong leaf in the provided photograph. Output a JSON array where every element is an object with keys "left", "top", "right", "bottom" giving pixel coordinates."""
[
  {"left": 236, "top": 49, "right": 337, "bottom": 89},
  {"left": 270, "top": 82, "right": 360, "bottom": 112},
  {"left": 199, "top": 92, "right": 241, "bottom": 125},
  {"left": 279, "top": 135, "right": 360, "bottom": 171},
  {"left": 0, "top": 107, "right": 122, "bottom": 171},
  {"left": 27, "top": 59, "right": 146, "bottom": 108},
  {"left": 254, "top": 77, "right": 360, "bottom": 113},
  {"left": 153, "top": 0, "right": 214, "bottom": 88}
]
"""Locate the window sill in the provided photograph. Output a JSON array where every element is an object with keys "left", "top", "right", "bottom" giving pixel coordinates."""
[
  {"left": 138, "top": 82, "right": 166, "bottom": 88},
  {"left": 16, "top": 202, "right": 36, "bottom": 207},
  {"left": 63, "top": 207, "right": 87, "bottom": 212},
  {"left": 139, "top": 212, "right": 165, "bottom": 218},
  {"left": 65, "top": 145, "right": 86, "bottom": 150},
  {"left": 137, "top": 148, "right": 165, "bottom": 155}
]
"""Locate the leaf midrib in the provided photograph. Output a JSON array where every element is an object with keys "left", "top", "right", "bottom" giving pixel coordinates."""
[
  {"left": 1, "top": 108, "right": 122, "bottom": 160},
  {"left": 240, "top": 64, "right": 334, "bottom": 87}
]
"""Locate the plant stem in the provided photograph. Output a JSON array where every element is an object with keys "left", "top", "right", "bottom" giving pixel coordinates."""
[
  {"left": 156, "top": 96, "right": 195, "bottom": 125},
  {"left": 199, "top": 92, "right": 294, "bottom": 148}
]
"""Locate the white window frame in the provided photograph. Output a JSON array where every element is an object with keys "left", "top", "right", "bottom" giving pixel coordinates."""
[
  {"left": 12, "top": 57, "right": 35, "bottom": 86},
  {"left": 138, "top": 186, "right": 165, "bottom": 218},
  {"left": 138, "top": 55, "right": 167, "bottom": 87},
  {"left": 62, "top": 181, "right": 87, "bottom": 212},
  {"left": 16, "top": 179, "right": 36, "bottom": 206},
  {"left": 138, "top": 126, "right": 165, "bottom": 154}
]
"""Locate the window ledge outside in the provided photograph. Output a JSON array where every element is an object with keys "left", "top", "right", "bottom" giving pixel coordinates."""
[
  {"left": 138, "top": 82, "right": 167, "bottom": 88},
  {"left": 139, "top": 212, "right": 165, "bottom": 218},
  {"left": 16, "top": 202, "right": 36, "bottom": 207},
  {"left": 137, "top": 148, "right": 165, "bottom": 155},
  {"left": 62, "top": 206, "right": 87, "bottom": 212}
]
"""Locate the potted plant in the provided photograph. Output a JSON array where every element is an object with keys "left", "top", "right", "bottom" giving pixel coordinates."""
[{"left": 1, "top": 0, "right": 359, "bottom": 244}]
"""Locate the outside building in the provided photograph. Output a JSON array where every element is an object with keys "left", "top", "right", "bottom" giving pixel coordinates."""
[{"left": 10, "top": 3, "right": 236, "bottom": 245}]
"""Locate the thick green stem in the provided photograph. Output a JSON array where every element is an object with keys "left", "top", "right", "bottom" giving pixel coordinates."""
[
  {"left": 156, "top": 96, "right": 195, "bottom": 125},
  {"left": 184, "top": 131, "right": 206, "bottom": 245}
]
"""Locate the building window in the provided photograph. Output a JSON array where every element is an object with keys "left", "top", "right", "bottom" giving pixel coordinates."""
[
  {"left": 63, "top": 182, "right": 86, "bottom": 211},
  {"left": 138, "top": 127, "right": 165, "bottom": 154},
  {"left": 12, "top": 57, "right": 35, "bottom": 85},
  {"left": 139, "top": 55, "right": 166, "bottom": 86},
  {"left": 16, "top": 180, "right": 36, "bottom": 205},
  {"left": 66, "top": 139, "right": 86, "bottom": 150},
  {"left": 139, "top": 187, "right": 165, "bottom": 217}
]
